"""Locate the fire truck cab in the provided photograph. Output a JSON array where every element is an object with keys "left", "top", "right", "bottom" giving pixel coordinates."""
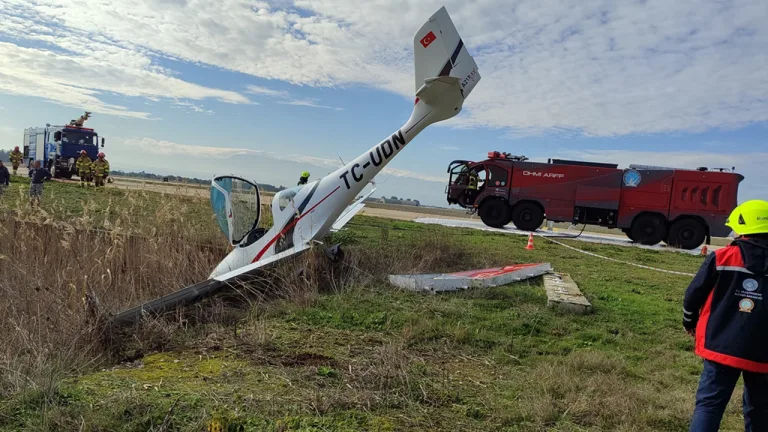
[{"left": 446, "top": 151, "right": 744, "bottom": 249}]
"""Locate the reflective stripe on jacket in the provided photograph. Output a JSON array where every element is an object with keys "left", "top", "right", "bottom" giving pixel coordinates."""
[
  {"left": 93, "top": 159, "right": 109, "bottom": 177},
  {"left": 76, "top": 156, "right": 92, "bottom": 172}
]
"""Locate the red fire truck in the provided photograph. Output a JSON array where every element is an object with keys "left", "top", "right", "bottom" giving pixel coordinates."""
[{"left": 446, "top": 152, "right": 744, "bottom": 249}]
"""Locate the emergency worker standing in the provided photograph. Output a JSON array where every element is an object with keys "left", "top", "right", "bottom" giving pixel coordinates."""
[
  {"left": 9, "top": 146, "right": 23, "bottom": 175},
  {"left": 297, "top": 171, "right": 310, "bottom": 186},
  {"left": 76, "top": 150, "right": 92, "bottom": 187},
  {"left": 92, "top": 152, "right": 109, "bottom": 187},
  {"left": 28, "top": 160, "right": 51, "bottom": 206},
  {"left": 684, "top": 200, "right": 768, "bottom": 431}
]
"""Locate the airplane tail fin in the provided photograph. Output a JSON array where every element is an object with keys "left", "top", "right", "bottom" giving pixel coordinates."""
[{"left": 413, "top": 7, "right": 480, "bottom": 103}]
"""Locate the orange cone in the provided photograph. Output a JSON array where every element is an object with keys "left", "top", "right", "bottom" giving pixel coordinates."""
[
  {"left": 700, "top": 245, "right": 708, "bottom": 255},
  {"left": 526, "top": 233, "right": 535, "bottom": 250}
]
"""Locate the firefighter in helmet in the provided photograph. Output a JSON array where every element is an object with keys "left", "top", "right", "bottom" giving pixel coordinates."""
[
  {"left": 9, "top": 146, "right": 23, "bottom": 175},
  {"left": 76, "top": 150, "right": 92, "bottom": 187},
  {"left": 465, "top": 164, "right": 479, "bottom": 200},
  {"left": 467, "top": 170, "right": 479, "bottom": 191},
  {"left": 92, "top": 152, "right": 110, "bottom": 188},
  {"left": 684, "top": 200, "right": 768, "bottom": 430},
  {"left": 297, "top": 171, "right": 310, "bottom": 186}
]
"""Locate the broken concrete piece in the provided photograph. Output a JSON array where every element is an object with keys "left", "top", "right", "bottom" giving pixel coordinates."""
[
  {"left": 544, "top": 273, "right": 593, "bottom": 314},
  {"left": 389, "top": 263, "right": 552, "bottom": 293}
]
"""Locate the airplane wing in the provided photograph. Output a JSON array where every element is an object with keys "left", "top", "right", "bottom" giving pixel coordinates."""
[
  {"left": 111, "top": 243, "right": 311, "bottom": 326},
  {"left": 330, "top": 187, "right": 376, "bottom": 232}
]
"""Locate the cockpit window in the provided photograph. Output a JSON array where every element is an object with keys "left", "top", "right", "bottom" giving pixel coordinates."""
[{"left": 275, "top": 185, "right": 304, "bottom": 211}]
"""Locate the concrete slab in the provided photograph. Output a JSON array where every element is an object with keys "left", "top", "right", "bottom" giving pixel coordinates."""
[
  {"left": 389, "top": 263, "right": 552, "bottom": 293},
  {"left": 543, "top": 273, "right": 593, "bottom": 315}
]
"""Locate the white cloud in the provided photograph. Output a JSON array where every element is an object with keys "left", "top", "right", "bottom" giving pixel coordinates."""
[
  {"left": 126, "top": 137, "right": 441, "bottom": 182},
  {"left": 0, "top": 40, "right": 248, "bottom": 118},
  {"left": 246, "top": 85, "right": 341, "bottom": 110},
  {"left": 172, "top": 101, "right": 215, "bottom": 114},
  {"left": 245, "top": 85, "right": 289, "bottom": 98},
  {"left": 279, "top": 98, "right": 343, "bottom": 110},
  {"left": 0, "top": 0, "right": 766, "bottom": 136}
]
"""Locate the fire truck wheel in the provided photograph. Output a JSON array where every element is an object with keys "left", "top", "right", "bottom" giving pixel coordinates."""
[
  {"left": 479, "top": 200, "right": 511, "bottom": 228},
  {"left": 630, "top": 214, "right": 667, "bottom": 246},
  {"left": 511, "top": 202, "right": 544, "bottom": 231},
  {"left": 668, "top": 218, "right": 706, "bottom": 250},
  {"left": 622, "top": 228, "right": 636, "bottom": 242}
]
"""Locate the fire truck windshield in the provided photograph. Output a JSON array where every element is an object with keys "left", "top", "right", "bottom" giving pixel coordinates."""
[{"left": 61, "top": 131, "right": 96, "bottom": 146}]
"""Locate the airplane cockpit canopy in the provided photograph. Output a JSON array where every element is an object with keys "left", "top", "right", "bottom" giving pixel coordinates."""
[
  {"left": 273, "top": 185, "right": 305, "bottom": 212},
  {"left": 210, "top": 176, "right": 261, "bottom": 246}
]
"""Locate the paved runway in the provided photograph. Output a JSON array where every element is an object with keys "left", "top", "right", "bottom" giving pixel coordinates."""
[{"left": 413, "top": 217, "right": 718, "bottom": 255}]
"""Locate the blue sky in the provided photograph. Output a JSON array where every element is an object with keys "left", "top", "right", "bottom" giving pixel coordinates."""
[{"left": 1, "top": 0, "right": 767, "bottom": 206}]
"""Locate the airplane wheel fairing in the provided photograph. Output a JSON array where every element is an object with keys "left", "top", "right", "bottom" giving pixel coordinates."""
[
  {"left": 512, "top": 202, "right": 544, "bottom": 231},
  {"left": 668, "top": 218, "right": 706, "bottom": 250},
  {"left": 479, "top": 200, "right": 511, "bottom": 228},
  {"left": 630, "top": 214, "right": 667, "bottom": 246}
]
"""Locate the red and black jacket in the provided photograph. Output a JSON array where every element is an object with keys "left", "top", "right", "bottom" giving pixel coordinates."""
[{"left": 683, "top": 237, "right": 768, "bottom": 372}]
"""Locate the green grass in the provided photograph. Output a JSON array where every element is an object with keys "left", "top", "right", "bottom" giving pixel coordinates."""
[{"left": 0, "top": 180, "right": 747, "bottom": 431}]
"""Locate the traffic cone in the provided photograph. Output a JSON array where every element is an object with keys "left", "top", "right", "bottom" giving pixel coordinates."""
[
  {"left": 700, "top": 245, "right": 708, "bottom": 255},
  {"left": 526, "top": 233, "right": 535, "bottom": 250}
]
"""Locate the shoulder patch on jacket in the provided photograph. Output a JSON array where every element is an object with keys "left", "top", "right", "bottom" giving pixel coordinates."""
[{"left": 715, "top": 245, "right": 752, "bottom": 273}]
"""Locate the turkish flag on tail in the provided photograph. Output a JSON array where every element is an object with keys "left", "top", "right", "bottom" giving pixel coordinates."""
[{"left": 420, "top": 31, "right": 437, "bottom": 48}]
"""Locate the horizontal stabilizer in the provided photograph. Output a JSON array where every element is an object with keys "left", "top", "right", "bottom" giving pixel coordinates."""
[{"left": 389, "top": 263, "right": 552, "bottom": 293}]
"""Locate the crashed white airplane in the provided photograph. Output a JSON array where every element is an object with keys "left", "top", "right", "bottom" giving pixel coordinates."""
[{"left": 113, "top": 6, "right": 481, "bottom": 325}]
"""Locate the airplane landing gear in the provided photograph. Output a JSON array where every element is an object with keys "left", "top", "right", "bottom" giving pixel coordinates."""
[{"left": 324, "top": 244, "right": 345, "bottom": 263}]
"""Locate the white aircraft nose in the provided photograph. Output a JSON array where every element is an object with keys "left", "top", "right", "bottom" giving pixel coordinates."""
[{"left": 209, "top": 249, "right": 245, "bottom": 279}]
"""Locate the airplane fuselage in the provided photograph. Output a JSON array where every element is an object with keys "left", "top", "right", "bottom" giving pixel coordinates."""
[{"left": 209, "top": 101, "right": 440, "bottom": 279}]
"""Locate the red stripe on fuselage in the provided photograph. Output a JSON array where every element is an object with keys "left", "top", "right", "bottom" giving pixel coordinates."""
[{"left": 251, "top": 186, "right": 341, "bottom": 263}]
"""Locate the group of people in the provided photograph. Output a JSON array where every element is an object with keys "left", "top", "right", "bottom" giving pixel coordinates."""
[
  {"left": 0, "top": 146, "right": 110, "bottom": 206},
  {"left": 76, "top": 150, "right": 110, "bottom": 187}
]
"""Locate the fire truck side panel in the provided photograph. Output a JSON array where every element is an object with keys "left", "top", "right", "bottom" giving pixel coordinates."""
[
  {"left": 616, "top": 170, "right": 674, "bottom": 228},
  {"left": 667, "top": 170, "right": 743, "bottom": 237},
  {"left": 509, "top": 162, "right": 623, "bottom": 223}
]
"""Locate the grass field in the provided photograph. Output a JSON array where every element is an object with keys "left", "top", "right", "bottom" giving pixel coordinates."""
[{"left": 0, "top": 176, "right": 745, "bottom": 431}]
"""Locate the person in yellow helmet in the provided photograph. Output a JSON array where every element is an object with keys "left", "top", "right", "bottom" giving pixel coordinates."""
[
  {"left": 92, "top": 152, "right": 109, "bottom": 187},
  {"left": 297, "top": 171, "right": 310, "bottom": 186},
  {"left": 684, "top": 200, "right": 768, "bottom": 431},
  {"left": 76, "top": 150, "right": 92, "bottom": 187}
]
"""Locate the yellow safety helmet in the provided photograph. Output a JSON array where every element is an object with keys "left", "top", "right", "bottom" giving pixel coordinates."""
[
  {"left": 301, "top": 171, "right": 310, "bottom": 178},
  {"left": 726, "top": 200, "right": 768, "bottom": 236}
]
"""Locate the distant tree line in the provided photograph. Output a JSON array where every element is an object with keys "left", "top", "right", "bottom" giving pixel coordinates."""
[
  {"left": 0, "top": 150, "right": 8, "bottom": 162},
  {"left": 110, "top": 170, "right": 286, "bottom": 192}
]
